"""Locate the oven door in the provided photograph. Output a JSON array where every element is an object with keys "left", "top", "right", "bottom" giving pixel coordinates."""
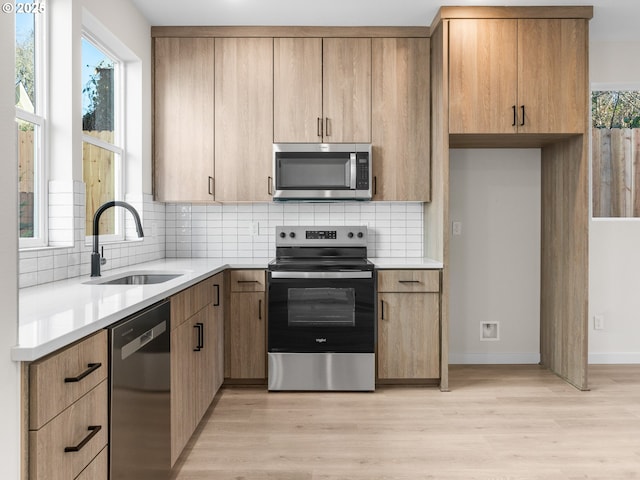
[{"left": 268, "top": 271, "right": 375, "bottom": 353}]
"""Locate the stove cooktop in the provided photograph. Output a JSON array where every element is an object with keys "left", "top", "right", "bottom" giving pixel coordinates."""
[{"left": 268, "top": 257, "right": 374, "bottom": 272}]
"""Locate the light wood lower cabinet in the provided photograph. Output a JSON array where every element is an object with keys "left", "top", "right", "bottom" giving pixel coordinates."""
[
  {"left": 170, "top": 272, "right": 224, "bottom": 466},
  {"left": 226, "top": 270, "right": 266, "bottom": 381},
  {"left": 377, "top": 270, "right": 441, "bottom": 381},
  {"left": 27, "top": 330, "right": 108, "bottom": 480}
]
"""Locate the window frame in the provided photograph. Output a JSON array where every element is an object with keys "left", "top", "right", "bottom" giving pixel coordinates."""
[
  {"left": 16, "top": 0, "right": 48, "bottom": 249},
  {"left": 81, "top": 31, "right": 126, "bottom": 243}
]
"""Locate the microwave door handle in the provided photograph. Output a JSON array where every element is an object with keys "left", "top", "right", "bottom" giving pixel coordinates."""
[{"left": 349, "top": 153, "right": 357, "bottom": 189}]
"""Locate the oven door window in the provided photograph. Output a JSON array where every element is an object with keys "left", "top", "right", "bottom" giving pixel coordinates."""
[{"left": 287, "top": 287, "right": 355, "bottom": 327}]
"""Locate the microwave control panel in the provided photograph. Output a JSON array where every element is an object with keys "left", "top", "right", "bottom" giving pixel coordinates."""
[{"left": 356, "top": 154, "right": 369, "bottom": 190}]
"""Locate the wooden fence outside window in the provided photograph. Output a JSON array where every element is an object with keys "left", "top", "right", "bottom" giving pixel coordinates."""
[{"left": 592, "top": 128, "right": 640, "bottom": 217}]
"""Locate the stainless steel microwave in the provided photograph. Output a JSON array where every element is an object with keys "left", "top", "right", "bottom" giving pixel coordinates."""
[{"left": 272, "top": 143, "right": 372, "bottom": 200}]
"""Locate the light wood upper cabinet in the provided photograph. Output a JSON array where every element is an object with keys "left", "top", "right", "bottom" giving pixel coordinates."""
[
  {"left": 273, "top": 37, "right": 371, "bottom": 143},
  {"left": 273, "top": 38, "right": 323, "bottom": 142},
  {"left": 517, "top": 19, "right": 588, "bottom": 134},
  {"left": 448, "top": 18, "right": 588, "bottom": 135},
  {"left": 322, "top": 38, "right": 372, "bottom": 143},
  {"left": 215, "top": 38, "right": 273, "bottom": 201},
  {"left": 154, "top": 37, "right": 214, "bottom": 202},
  {"left": 154, "top": 37, "right": 273, "bottom": 202},
  {"left": 372, "top": 37, "right": 430, "bottom": 201},
  {"left": 449, "top": 19, "right": 518, "bottom": 135}
]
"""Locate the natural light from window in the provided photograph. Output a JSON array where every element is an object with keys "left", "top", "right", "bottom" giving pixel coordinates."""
[{"left": 82, "top": 36, "right": 123, "bottom": 238}]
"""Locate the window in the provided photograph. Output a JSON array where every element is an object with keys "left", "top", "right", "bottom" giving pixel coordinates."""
[
  {"left": 592, "top": 89, "right": 640, "bottom": 218},
  {"left": 82, "top": 35, "right": 124, "bottom": 239},
  {"left": 16, "top": 0, "right": 47, "bottom": 247}
]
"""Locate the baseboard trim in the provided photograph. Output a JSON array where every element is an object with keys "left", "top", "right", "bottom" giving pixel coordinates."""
[
  {"left": 588, "top": 353, "right": 640, "bottom": 364},
  {"left": 449, "top": 353, "right": 541, "bottom": 364}
]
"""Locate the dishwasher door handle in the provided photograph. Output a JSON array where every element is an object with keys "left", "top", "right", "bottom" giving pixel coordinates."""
[{"left": 120, "top": 320, "right": 167, "bottom": 360}]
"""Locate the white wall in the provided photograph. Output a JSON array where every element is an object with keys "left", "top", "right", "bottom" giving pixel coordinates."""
[
  {"left": 589, "top": 41, "right": 640, "bottom": 363},
  {"left": 449, "top": 149, "right": 541, "bottom": 364},
  {"left": 1, "top": 4, "right": 21, "bottom": 479}
]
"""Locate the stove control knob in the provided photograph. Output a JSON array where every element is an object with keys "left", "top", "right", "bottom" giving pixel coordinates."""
[
  {"left": 289, "top": 232, "right": 296, "bottom": 238},
  {"left": 348, "top": 232, "right": 354, "bottom": 238},
  {"left": 357, "top": 232, "right": 364, "bottom": 238},
  {"left": 279, "top": 232, "right": 286, "bottom": 238}
]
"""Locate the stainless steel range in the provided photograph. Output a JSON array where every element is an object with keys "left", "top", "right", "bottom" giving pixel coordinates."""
[{"left": 267, "top": 225, "right": 375, "bottom": 391}]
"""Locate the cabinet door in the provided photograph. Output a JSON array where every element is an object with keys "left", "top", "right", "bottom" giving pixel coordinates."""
[
  {"left": 448, "top": 19, "right": 518, "bottom": 134},
  {"left": 377, "top": 292, "right": 440, "bottom": 379},
  {"left": 322, "top": 38, "right": 372, "bottom": 143},
  {"left": 274, "top": 38, "right": 323, "bottom": 142},
  {"left": 517, "top": 19, "right": 588, "bottom": 134},
  {"left": 215, "top": 38, "right": 273, "bottom": 201},
  {"left": 170, "top": 316, "right": 199, "bottom": 465},
  {"left": 154, "top": 37, "right": 214, "bottom": 202},
  {"left": 372, "top": 37, "right": 430, "bottom": 201},
  {"left": 196, "top": 306, "right": 216, "bottom": 421},
  {"left": 229, "top": 291, "right": 266, "bottom": 379}
]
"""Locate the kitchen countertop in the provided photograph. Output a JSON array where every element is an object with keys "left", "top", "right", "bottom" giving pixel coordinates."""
[{"left": 13, "top": 256, "right": 442, "bottom": 362}]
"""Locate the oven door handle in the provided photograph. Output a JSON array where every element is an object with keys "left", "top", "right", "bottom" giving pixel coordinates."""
[{"left": 270, "top": 271, "right": 373, "bottom": 279}]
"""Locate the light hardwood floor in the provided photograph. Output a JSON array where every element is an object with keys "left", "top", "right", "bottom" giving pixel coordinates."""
[{"left": 171, "top": 365, "right": 640, "bottom": 479}]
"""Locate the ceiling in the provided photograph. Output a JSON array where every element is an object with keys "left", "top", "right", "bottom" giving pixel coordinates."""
[{"left": 129, "top": 0, "right": 638, "bottom": 42}]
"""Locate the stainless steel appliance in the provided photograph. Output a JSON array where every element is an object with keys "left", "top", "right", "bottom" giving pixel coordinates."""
[
  {"left": 109, "top": 300, "right": 171, "bottom": 479},
  {"left": 268, "top": 225, "right": 375, "bottom": 391},
  {"left": 272, "top": 143, "right": 372, "bottom": 200}
]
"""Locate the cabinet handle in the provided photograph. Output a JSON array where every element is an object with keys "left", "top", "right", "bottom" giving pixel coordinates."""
[
  {"left": 214, "top": 284, "right": 220, "bottom": 306},
  {"left": 193, "top": 323, "right": 203, "bottom": 351},
  {"left": 64, "top": 363, "right": 102, "bottom": 383},
  {"left": 380, "top": 300, "right": 385, "bottom": 320},
  {"left": 398, "top": 280, "right": 421, "bottom": 284},
  {"left": 317, "top": 117, "right": 323, "bottom": 138},
  {"left": 64, "top": 425, "right": 101, "bottom": 453},
  {"left": 258, "top": 299, "right": 262, "bottom": 320},
  {"left": 373, "top": 176, "right": 377, "bottom": 196},
  {"left": 237, "top": 280, "right": 259, "bottom": 284},
  {"left": 520, "top": 105, "right": 525, "bottom": 126},
  {"left": 268, "top": 176, "right": 273, "bottom": 196},
  {"left": 208, "top": 176, "right": 214, "bottom": 196},
  {"left": 325, "top": 117, "right": 330, "bottom": 137},
  {"left": 512, "top": 105, "right": 517, "bottom": 127}
]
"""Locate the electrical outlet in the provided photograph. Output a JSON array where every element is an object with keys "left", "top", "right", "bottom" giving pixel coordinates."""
[
  {"left": 252, "top": 221, "right": 260, "bottom": 237},
  {"left": 594, "top": 315, "right": 604, "bottom": 330},
  {"left": 151, "top": 222, "right": 158, "bottom": 237},
  {"left": 452, "top": 221, "right": 462, "bottom": 236}
]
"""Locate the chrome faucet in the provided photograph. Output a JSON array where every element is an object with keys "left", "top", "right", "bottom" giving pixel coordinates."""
[{"left": 91, "top": 201, "right": 144, "bottom": 277}]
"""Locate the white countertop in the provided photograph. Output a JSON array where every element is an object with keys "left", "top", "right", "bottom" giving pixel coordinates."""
[
  {"left": 13, "top": 258, "right": 269, "bottom": 362},
  {"left": 14, "top": 256, "right": 442, "bottom": 362}
]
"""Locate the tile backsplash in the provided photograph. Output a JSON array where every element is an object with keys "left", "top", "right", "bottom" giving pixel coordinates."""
[
  {"left": 19, "top": 181, "right": 165, "bottom": 288},
  {"left": 165, "top": 202, "right": 423, "bottom": 259},
  {"left": 19, "top": 190, "right": 424, "bottom": 288}
]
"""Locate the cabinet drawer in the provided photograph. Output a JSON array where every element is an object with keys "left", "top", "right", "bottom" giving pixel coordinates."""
[
  {"left": 230, "top": 270, "right": 265, "bottom": 292},
  {"left": 377, "top": 270, "right": 440, "bottom": 293},
  {"left": 29, "top": 380, "right": 108, "bottom": 480},
  {"left": 171, "top": 277, "right": 214, "bottom": 328},
  {"left": 76, "top": 446, "right": 107, "bottom": 480},
  {"left": 29, "top": 330, "right": 108, "bottom": 430}
]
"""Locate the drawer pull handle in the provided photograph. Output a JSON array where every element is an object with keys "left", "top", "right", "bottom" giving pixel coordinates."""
[
  {"left": 64, "top": 363, "right": 102, "bottom": 383},
  {"left": 64, "top": 425, "right": 101, "bottom": 452},
  {"left": 398, "top": 280, "right": 421, "bottom": 284},
  {"left": 237, "top": 280, "right": 259, "bottom": 283},
  {"left": 213, "top": 284, "right": 221, "bottom": 306}
]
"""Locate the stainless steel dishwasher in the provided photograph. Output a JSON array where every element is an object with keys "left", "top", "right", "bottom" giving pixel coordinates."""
[{"left": 109, "top": 300, "right": 171, "bottom": 480}]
